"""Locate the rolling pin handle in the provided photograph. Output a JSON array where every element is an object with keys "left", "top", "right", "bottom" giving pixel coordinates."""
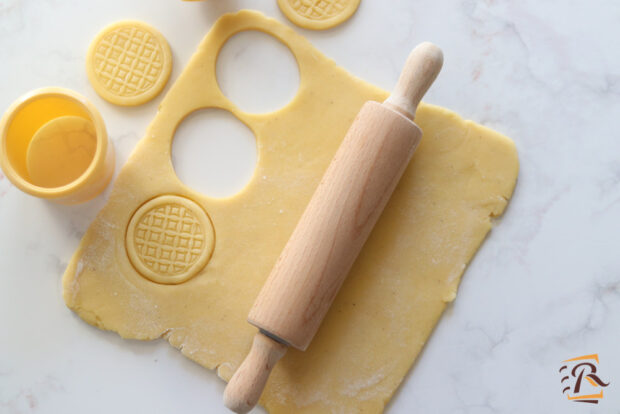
[
  {"left": 384, "top": 42, "right": 443, "bottom": 121},
  {"left": 223, "top": 332, "right": 288, "bottom": 413}
]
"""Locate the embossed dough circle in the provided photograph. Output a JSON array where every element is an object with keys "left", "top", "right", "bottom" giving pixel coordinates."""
[
  {"left": 86, "top": 20, "right": 172, "bottom": 106},
  {"left": 277, "top": 0, "right": 361, "bottom": 30},
  {"left": 126, "top": 195, "right": 214, "bottom": 284}
]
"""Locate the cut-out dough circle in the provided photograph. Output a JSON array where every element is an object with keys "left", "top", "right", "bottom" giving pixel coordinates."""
[
  {"left": 125, "top": 195, "right": 215, "bottom": 285},
  {"left": 277, "top": 0, "right": 361, "bottom": 30},
  {"left": 86, "top": 20, "right": 172, "bottom": 106}
]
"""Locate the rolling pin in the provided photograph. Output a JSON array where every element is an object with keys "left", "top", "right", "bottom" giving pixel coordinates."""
[{"left": 223, "top": 42, "right": 443, "bottom": 413}]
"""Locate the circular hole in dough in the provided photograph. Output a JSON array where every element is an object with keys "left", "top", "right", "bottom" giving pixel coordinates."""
[
  {"left": 216, "top": 30, "right": 300, "bottom": 114},
  {"left": 172, "top": 109, "right": 257, "bottom": 198}
]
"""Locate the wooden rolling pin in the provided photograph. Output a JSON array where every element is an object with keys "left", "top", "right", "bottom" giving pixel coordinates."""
[{"left": 223, "top": 42, "right": 443, "bottom": 413}]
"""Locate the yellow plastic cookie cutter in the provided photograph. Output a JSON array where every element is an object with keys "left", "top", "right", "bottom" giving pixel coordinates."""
[{"left": 0, "top": 87, "right": 115, "bottom": 204}]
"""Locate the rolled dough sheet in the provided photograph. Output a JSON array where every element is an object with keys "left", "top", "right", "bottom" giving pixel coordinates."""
[{"left": 62, "top": 10, "right": 518, "bottom": 414}]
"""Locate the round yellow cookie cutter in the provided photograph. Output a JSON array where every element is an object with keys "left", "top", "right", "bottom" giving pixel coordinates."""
[
  {"left": 86, "top": 20, "right": 172, "bottom": 106},
  {"left": 277, "top": 0, "right": 361, "bottom": 30},
  {"left": 0, "top": 87, "right": 115, "bottom": 204}
]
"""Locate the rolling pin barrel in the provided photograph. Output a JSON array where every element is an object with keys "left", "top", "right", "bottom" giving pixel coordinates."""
[
  {"left": 224, "top": 42, "right": 443, "bottom": 414},
  {"left": 248, "top": 101, "right": 422, "bottom": 349}
]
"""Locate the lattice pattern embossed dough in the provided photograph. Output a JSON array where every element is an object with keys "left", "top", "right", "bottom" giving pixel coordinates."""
[
  {"left": 126, "top": 195, "right": 215, "bottom": 284},
  {"left": 277, "top": 0, "right": 361, "bottom": 30},
  {"left": 86, "top": 20, "right": 172, "bottom": 106},
  {"left": 291, "top": 0, "right": 348, "bottom": 19}
]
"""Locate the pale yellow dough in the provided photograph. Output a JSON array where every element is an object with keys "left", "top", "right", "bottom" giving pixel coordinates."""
[
  {"left": 86, "top": 21, "right": 172, "bottom": 106},
  {"left": 62, "top": 10, "right": 518, "bottom": 413},
  {"left": 277, "top": 0, "right": 361, "bottom": 30}
]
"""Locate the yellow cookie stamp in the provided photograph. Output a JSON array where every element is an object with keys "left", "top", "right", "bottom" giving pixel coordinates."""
[
  {"left": 277, "top": 0, "right": 361, "bottom": 30},
  {"left": 126, "top": 195, "right": 215, "bottom": 285},
  {"left": 26, "top": 115, "right": 97, "bottom": 189},
  {"left": 86, "top": 21, "right": 172, "bottom": 106}
]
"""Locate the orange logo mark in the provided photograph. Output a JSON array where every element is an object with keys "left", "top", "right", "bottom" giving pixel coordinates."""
[{"left": 560, "top": 354, "right": 610, "bottom": 404}]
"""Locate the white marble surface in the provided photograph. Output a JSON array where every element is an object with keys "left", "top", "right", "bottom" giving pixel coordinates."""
[{"left": 1, "top": 1, "right": 619, "bottom": 413}]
